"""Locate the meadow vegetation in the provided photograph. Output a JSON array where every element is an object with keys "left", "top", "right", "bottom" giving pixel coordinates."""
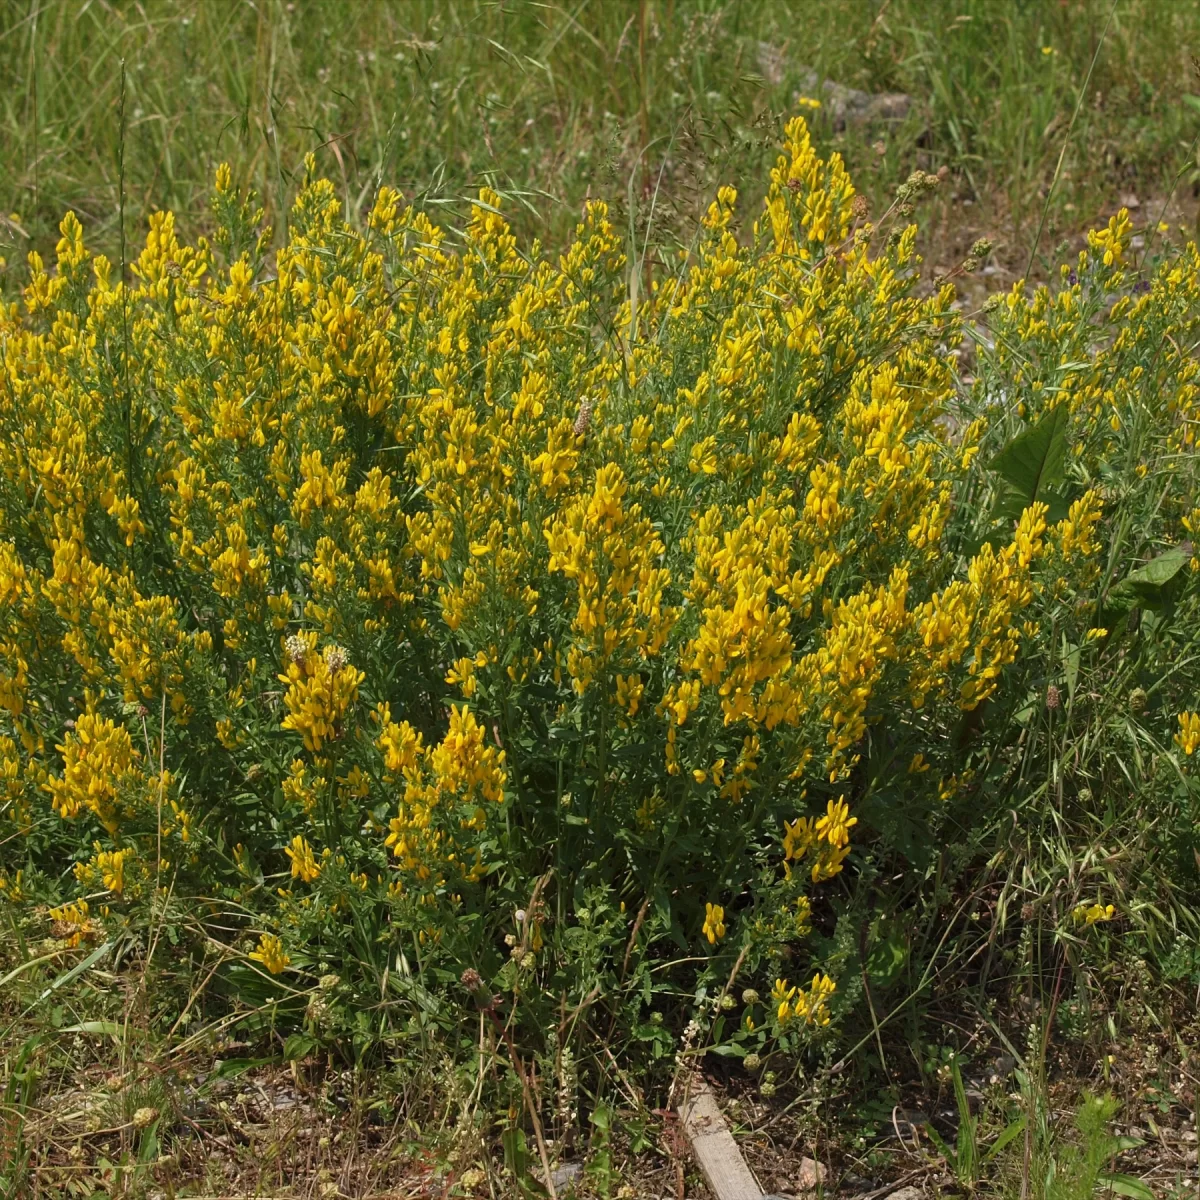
[{"left": 2, "top": 3, "right": 1200, "bottom": 1198}]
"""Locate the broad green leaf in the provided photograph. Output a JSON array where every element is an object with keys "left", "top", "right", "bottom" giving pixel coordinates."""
[
  {"left": 283, "top": 1032, "right": 320, "bottom": 1061},
  {"left": 1102, "top": 546, "right": 1190, "bottom": 631},
  {"left": 1062, "top": 636, "right": 1080, "bottom": 703},
  {"left": 1113, "top": 547, "right": 1188, "bottom": 610},
  {"left": 502, "top": 1125, "right": 530, "bottom": 1181},
  {"left": 988, "top": 405, "right": 1069, "bottom": 522},
  {"left": 866, "top": 929, "right": 908, "bottom": 989},
  {"left": 1097, "top": 1171, "right": 1156, "bottom": 1199}
]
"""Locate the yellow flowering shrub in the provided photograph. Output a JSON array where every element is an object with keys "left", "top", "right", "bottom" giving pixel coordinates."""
[{"left": 2, "top": 116, "right": 1199, "bottom": 1075}]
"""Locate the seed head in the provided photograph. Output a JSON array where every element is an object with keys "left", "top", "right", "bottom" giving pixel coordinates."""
[{"left": 573, "top": 398, "right": 593, "bottom": 437}]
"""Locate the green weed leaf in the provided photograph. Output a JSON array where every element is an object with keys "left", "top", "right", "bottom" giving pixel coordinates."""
[
  {"left": 1097, "top": 1171, "right": 1155, "bottom": 1199},
  {"left": 988, "top": 404, "right": 1070, "bottom": 522}
]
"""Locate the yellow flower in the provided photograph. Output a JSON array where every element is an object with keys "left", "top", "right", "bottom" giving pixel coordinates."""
[
  {"left": 703, "top": 902, "right": 726, "bottom": 944},
  {"left": 1071, "top": 902, "right": 1116, "bottom": 927},
  {"left": 1176, "top": 712, "right": 1200, "bottom": 756},
  {"left": 815, "top": 796, "right": 857, "bottom": 849},
  {"left": 249, "top": 933, "right": 291, "bottom": 974},
  {"left": 278, "top": 634, "right": 365, "bottom": 752},
  {"left": 284, "top": 835, "right": 321, "bottom": 884},
  {"left": 772, "top": 972, "right": 836, "bottom": 1026}
]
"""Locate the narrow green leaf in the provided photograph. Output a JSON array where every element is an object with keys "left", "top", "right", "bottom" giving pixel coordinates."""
[
  {"left": 38, "top": 942, "right": 112, "bottom": 1001},
  {"left": 59, "top": 1020, "right": 122, "bottom": 1039},
  {"left": 981, "top": 1115, "right": 1027, "bottom": 1165}
]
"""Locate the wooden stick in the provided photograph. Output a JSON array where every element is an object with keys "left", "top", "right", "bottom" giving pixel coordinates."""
[{"left": 676, "top": 1075, "right": 764, "bottom": 1200}]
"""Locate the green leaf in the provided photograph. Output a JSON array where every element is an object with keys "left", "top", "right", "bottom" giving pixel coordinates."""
[
  {"left": 283, "top": 1032, "right": 319, "bottom": 1061},
  {"left": 981, "top": 1115, "right": 1027, "bottom": 1165},
  {"left": 59, "top": 1020, "right": 122, "bottom": 1040},
  {"left": 866, "top": 928, "right": 908, "bottom": 989},
  {"left": 211, "top": 1055, "right": 279, "bottom": 1079},
  {"left": 502, "top": 1125, "right": 530, "bottom": 1181},
  {"left": 923, "top": 1120, "right": 956, "bottom": 1166},
  {"left": 1097, "top": 1171, "right": 1156, "bottom": 1199},
  {"left": 1183, "top": 94, "right": 1200, "bottom": 115},
  {"left": 1112, "top": 547, "right": 1188, "bottom": 611},
  {"left": 1062, "top": 637, "right": 1080, "bottom": 703},
  {"left": 38, "top": 942, "right": 112, "bottom": 1001},
  {"left": 987, "top": 405, "right": 1069, "bottom": 522},
  {"left": 951, "top": 1058, "right": 977, "bottom": 1181},
  {"left": 1101, "top": 546, "right": 1190, "bottom": 631}
]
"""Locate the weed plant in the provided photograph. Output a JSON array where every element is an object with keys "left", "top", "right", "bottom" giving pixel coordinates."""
[{"left": 1, "top": 106, "right": 1200, "bottom": 1191}]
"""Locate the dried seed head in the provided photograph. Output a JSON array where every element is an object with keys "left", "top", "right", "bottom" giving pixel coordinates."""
[
  {"left": 323, "top": 644, "right": 348, "bottom": 673},
  {"left": 573, "top": 398, "right": 593, "bottom": 437},
  {"left": 1046, "top": 684, "right": 1061, "bottom": 710},
  {"left": 460, "top": 967, "right": 483, "bottom": 993},
  {"left": 851, "top": 194, "right": 869, "bottom": 220}
]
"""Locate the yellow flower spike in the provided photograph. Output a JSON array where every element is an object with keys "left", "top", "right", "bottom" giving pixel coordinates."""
[
  {"left": 702, "top": 902, "right": 726, "bottom": 944},
  {"left": 1176, "top": 712, "right": 1200, "bottom": 756},
  {"left": 815, "top": 796, "right": 857, "bottom": 849},
  {"left": 284, "top": 835, "right": 321, "bottom": 884},
  {"left": 248, "top": 933, "right": 291, "bottom": 974}
]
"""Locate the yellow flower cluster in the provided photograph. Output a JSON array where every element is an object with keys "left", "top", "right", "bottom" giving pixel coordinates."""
[
  {"left": 1072, "top": 902, "right": 1116, "bottom": 927},
  {"left": 249, "top": 932, "right": 291, "bottom": 974},
  {"left": 278, "top": 634, "right": 364, "bottom": 752},
  {"left": 379, "top": 702, "right": 506, "bottom": 886},
  {"left": 5, "top": 113, "right": 1193, "bottom": 1051},
  {"left": 703, "top": 902, "right": 726, "bottom": 944},
  {"left": 1176, "top": 712, "right": 1200, "bottom": 757},
  {"left": 74, "top": 842, "right": 135, "bottom": 894},
  {"left": 783, "top": 797, "right": 858, "bottom": 883},
  {"left": 772, "top": 972, "right": 836, "bottom": 1026}
]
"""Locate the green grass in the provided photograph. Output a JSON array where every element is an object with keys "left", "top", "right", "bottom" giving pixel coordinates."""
[{"left": 2, "top": 0, "right": 1200, "bottom": 271}]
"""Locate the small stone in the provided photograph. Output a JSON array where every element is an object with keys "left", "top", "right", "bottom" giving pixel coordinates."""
[
  {"left": 797, "top": 1156, "right": 826, "bottom": 1190},
  {"left": 887, "top": 1188, "right": 925, "bottom": 1200},
  {"left": 551, "top": 1161, "right": 583, "bottom": 1190},
  {"left": 1120, "top": 192, "right": 1141, "bottom": 210}
]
